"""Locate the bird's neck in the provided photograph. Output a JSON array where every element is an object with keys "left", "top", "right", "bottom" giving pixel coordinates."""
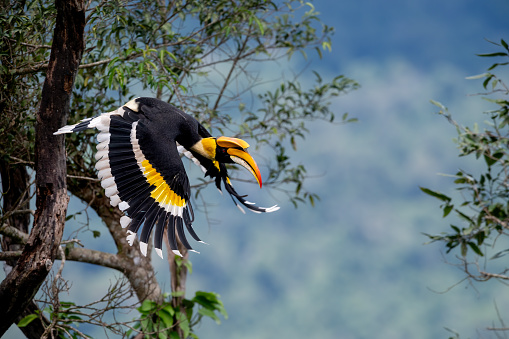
[{"left": 190, "top": 138, "right": 216, "bottom": 159}]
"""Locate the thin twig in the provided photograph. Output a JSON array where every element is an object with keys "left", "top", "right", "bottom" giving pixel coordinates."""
[
  {"left": 480, "top": 271, "right": 509, "bottom": 280},
  {"left": 67, "top": 174, "right": 99, "bottom": 182}
]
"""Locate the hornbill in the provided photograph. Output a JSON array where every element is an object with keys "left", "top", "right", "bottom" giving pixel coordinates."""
[{"left": 55, "top": 97, "right": 279, "bottom": 258}]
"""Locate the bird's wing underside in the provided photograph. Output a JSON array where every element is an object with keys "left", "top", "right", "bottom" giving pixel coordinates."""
[{"left": 55, "top": 107, "right": 203, "bottom": 258}]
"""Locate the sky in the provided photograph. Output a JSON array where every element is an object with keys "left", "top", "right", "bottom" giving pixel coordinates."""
[{"left": 3, "top": 0, "right": 509, "bottom": 338}]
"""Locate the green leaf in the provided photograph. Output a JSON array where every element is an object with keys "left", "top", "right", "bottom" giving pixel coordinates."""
[
  {"left": 198, "top": 308, "right": 221, "bottom": 324},
  {"left": 487, "top": 62, "right": 509, "bottom": 71},
  {"left": 184, "top": 259, "right": 193, "bottom": 274},
  {"left": 141, "top": 318, "right": 151, "bottom": 332},
  {"left": 158, "top": 309, "right": 174, "bottom": 328},
  {"left": 177, "top": 312, "right": 190, "bottom": 338},
  {"left": 443, "top": 204, "right": 454, "bottom": 217},
  {"left": 501, "top": 39, "right": 509, "bottom": 51},
  {"left": 429, "top": 99, "right": 446, "bottom": 110},
  {"left": 465, "top": 73, "right": 490, "bottom": 80},
  {"left": 461, "top": 242, "right": 467, "bottom": 257},
  {"left": 322, "top": 41, "right": 331, "bottom": 53},
  {"left": 467, "top": 242, "right": 484, "bottom": 256},
  {"left": 252, "top": 16, "right": 264, "bottom": 35},
  {"left": 171, "top": 290, "right": 185, "bottom": 298},
  {"left": 419, "top": 187, "right": 451, "bottom": 202},
  {"left": 60, "top": 301, "right": 76, "bottom": 308},
  {"left": 162, "top": 304, "right": 175, "bottom": 316},
  {"left": 490, "top": 248, "right": 509, "bottom": 260},
  {"left": 476, "top": 52, "right": 508, "bottom": 57},
  {"left": 139, "top": 299, "right": 156, "bottom": 313},
  {"left": 483, "top": 75, "right": 494, "bottom": 89},
  {"left": 450, "top": 225, "right": 461, "bottom": 233},
  {"left": 18, "top": 314, "right": 38, "bottom": 327}
]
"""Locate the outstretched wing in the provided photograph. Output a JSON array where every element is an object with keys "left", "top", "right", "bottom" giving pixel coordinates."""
[{"left": 55, "top": 103, "right": 202, "bottom": 258}]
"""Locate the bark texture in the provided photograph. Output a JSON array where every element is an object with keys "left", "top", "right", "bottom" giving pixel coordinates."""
[
  {"left": 165, "top": 232, "right": 189, "bottom": 339},
  {"left": 0, "top": 163, "right": 52, "bottom": 338},
  {"left": 0, "top": 0, "right": 85, "bottom": 334}
]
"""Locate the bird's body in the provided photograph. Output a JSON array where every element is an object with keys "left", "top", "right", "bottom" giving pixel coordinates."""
[{"left": 55, "top": 97, "right": 278, "bottom": 258}]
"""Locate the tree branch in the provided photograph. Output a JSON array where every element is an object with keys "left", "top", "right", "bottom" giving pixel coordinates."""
[
  {"left": 212, "top": 33, "right": 250, "bottom": 111},
  {"left": 0, "top": 250, "right": 22, "bottom": 260},
  {"left": 0, "top": 223, "right": 29, "bottom": 244},
  {"left": 0, "top": 246, "right": 128, "bottom": 272},
  {"left": 480, "top": 271, "right": 509, "bottom": 280},
  {"left": 65, "top": 247, "right": 127, "bottom": 272},
  {"left": 68, "top": 184, "right": 163, "bottom": 302}
]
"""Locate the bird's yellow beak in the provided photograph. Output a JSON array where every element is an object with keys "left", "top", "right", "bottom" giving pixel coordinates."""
[
  {"left": 216, "top": 136, "right": 250, "bottom": 149},
  {"left": 226, "top": 148, "right": 262, "bottom": 188},
  {"left": 216, "top": 137, "right": 262, "bottom": 188}
]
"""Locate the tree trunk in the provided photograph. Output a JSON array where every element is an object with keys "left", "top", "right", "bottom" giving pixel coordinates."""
[
  {"left": 165, "top": 231, "right": 189, "bottom": 339},
  {"left": 0, "top": 162, "right": 52, "bottom": 338},
  {"left": 0, "top": 0, "right": 85, "bottom": 335}
]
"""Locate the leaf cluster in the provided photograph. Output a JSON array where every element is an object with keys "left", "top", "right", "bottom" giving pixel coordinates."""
[
  {"left": 236, "top": 72, "right": 359, "bottom": 206},
  {"left": 0, "top": 1, "right": 54, "bottom": 164},
  {"left": 131, "top": 291, "right": 227, "bottom": 339},
  {"left": 423, "top": 39, "right": 509, "bottom": 269}
]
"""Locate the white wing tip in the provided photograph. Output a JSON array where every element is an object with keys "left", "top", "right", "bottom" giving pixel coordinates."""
[
  {"left": 172, "top": 249, "right": 183, "bottom": 257},
  {"left": 126, "top": 230, "right": 136, "bottom": 246},
  {"left": 104, "top": 186, "right": 118, "bottom": 198},
  {"left": 53, "top": 125, "right": 75, "bottom": 135},
  {"left": 110, "top": 194, "right": 121, "bottom": 207},
  {"left": 236, "top": 204, "right": 246, "bottom": 214},
  {"left": 120, "top": 216, "right": 131, "bottom": 228},
  {"left": 139, "top": 242, "right": 148, "bottom": 256},
  {"left": 119, "top": 201, "right": 130, "bottom": 211},
  {"left": 266, "top": 205, "right": 280, "bottom": 213},
  {"left": 155, "top": 248, "right": 163, "bottom": 259}
]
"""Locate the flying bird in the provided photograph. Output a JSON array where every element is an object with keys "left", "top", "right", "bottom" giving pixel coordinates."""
[{"left": 54, "top": 97, "right": 279, "bottom": 258}]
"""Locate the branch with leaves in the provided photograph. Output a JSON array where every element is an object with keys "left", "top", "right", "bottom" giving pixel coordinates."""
[{"left": 423, "top": 39, "right": 509, "bottom": 284}]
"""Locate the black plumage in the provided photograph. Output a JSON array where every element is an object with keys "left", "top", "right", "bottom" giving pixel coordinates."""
[{"left": 54, "top": 97, "right": 278, "bottom": 258}]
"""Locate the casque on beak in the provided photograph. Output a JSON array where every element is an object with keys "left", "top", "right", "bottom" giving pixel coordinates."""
[{"left": 217, "top": 137, "right": 263, "bottom": 188}]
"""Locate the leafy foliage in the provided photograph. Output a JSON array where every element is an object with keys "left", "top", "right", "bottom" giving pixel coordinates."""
[
  {"left": 130, "top": 291, "right": 227, "bottom": 339},
  {"left": 423, "top": 39, "right": 509, "bottom": 276}
]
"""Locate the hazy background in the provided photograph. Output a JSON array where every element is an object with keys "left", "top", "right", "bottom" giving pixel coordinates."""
[{"left": 3, "top": 0, "right": 509, "bottom": 338}]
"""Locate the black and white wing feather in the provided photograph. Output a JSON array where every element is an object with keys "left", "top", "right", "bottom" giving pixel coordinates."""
[{"left": 55, "top": 99, "right": 202, "bottom": 258}]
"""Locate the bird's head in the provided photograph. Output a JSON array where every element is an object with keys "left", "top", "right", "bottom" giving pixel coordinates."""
[{"left": 191, "top": 136, "right": 262, "bottom": 188}]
